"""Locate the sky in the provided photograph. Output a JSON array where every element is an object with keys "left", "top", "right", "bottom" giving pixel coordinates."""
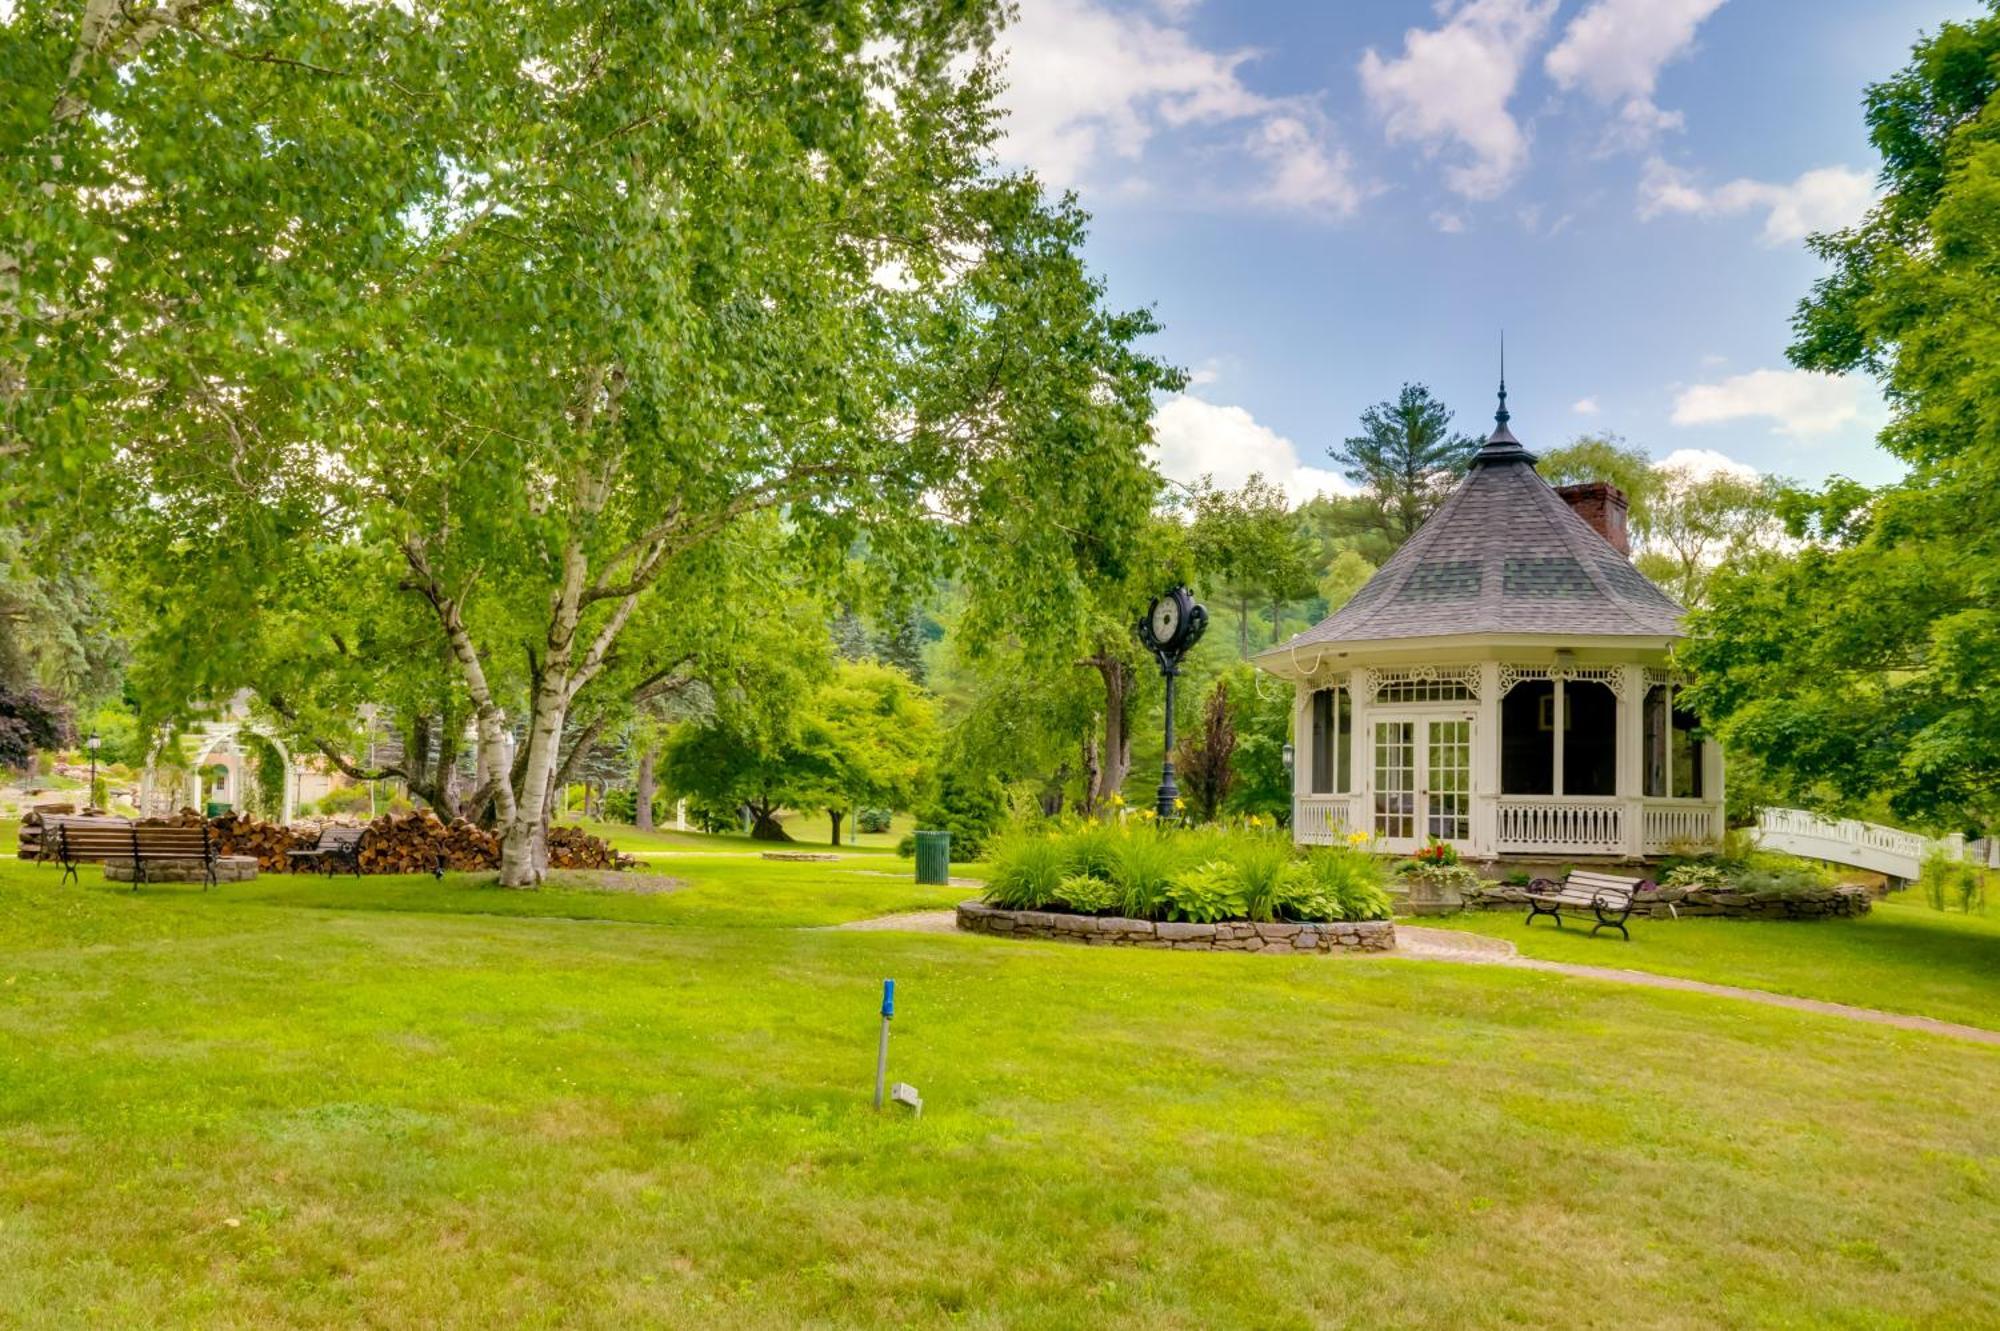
[{"left": 985, "top": 0, "right": 1977, "bottom": 500}]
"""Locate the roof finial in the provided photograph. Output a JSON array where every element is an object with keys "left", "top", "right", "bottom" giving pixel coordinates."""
[{"left": 1496, "top": 331, "right": 1509, "bottom": 427}]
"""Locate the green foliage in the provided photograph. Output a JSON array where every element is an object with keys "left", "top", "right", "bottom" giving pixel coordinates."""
[
  {"left": 1291, "top": 848, "right": 1395, "bottom": 922},
  {"left": 1920, "top": 852, "right": 1990, "bottom": 914},
  {"left": 908, "top": 771, "right": 1009, "bottom": 861},
  {"left": 1688, "top": 8, "right": 2000, "bottom": 831},
  {"left": 314, "top": 785, "right": 373, "bottom": 817},
  {"left": 1227, "top": 836, "right": 1297, "bottom": 923},
  {"left": 1219, "top": 663, "right": 1293, "bottom": 823},
  {"left": 1110, "top": 825, "right": 1189, "bottom": 919},
  {"left": 1174, "top": 676, "right": 1237, "bottom": 823},
  {"left": 1162, "top": 862, "right": 1246, "bottom": 924},
  {"left": 1663, "top": 863, "right": 1732, "bottom": 891},
  {"left": 857, "top": 808, "right": 894, "bottom": 835},
  {"left": 1329, "top": 384, "right": 1480, "bottom": 541},
  {"left": 1536, "top": 435, "right": 1666, "bottom": 532},
  {"left": 982, "top": 832, "right": 1069, "bottom": 911},
  {"left": 1060, "top": 821, "right": 1123, "bottom": 882},
  {"left": 1398, "top": 861, "right": 1482, "bottom": 897},
  {"left": 1055, "top": 873, "right": 1119, "bottom": 915}
]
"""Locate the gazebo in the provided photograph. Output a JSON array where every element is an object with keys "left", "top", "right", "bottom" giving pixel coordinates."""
[{"left": 1254, "top": 384, "right": 1723, "bottom": 861}]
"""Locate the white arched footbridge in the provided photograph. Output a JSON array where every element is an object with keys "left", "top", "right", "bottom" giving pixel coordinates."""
[{"left": 1755, "top": 807, "right": 1986, "bottom": 883}]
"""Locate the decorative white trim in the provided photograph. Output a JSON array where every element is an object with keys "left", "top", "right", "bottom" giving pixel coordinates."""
[
  {"left": 1367, "top": 665, "right": 1481, "bottom": 701},
  {"left": 1498, "top": 663, "right": 1627, "bottom": 700},
  {"left": 1643, "top": 667, "right": 1687, "bottom": 691}
]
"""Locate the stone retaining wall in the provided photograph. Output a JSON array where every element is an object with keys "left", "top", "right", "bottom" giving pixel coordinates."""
[
  {"left": 956, "top": 901, "right": 1395, "bottom": 953},
  {"left": 1465, "top": 883, "right": 1872, "bottom": 920},
  {"left": 103, "top": 855, "right": 259, "bottom": 884}
]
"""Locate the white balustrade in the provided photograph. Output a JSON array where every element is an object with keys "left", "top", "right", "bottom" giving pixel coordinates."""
[
  {"left": 1642, "top": 803, "right": 1719, "bottom": 854},
  {"left": 1294, "top": 796, "right": 1358, "bottom": 845},
  {"left": 1754, "top": 806, "right": 1948, "bottom": 881},
  {"left": 1495, "top": 798, "right": 1623, "bottom": 854}
]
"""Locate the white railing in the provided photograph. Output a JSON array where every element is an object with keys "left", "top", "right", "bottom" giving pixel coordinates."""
[
  {"left": 1642, "top": 802, "right": 1720, "bottom": 854},
  {"left": 1755, "top": 807, "right": 1949, "bottom": 881},
  {"left": 1294, "top": 795, "right": 1359, "bottom": 845},
  {"left": 1496, "top": 797, "right": 1623, "bottom": 854}
]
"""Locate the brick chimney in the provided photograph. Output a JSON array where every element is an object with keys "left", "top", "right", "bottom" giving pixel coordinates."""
[{"left": 1555, "top": 481, "right": 1630, "bottom": 555}]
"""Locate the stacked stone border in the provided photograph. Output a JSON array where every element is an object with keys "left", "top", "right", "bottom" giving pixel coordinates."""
[
  {"left": 956, "top": 901, "right": 1395, "bottom": 953},
  {"left": 103, "top": 855, "right": 259, "bottom": 884},
  {"left": 1464, "top": 882, "right": 1873, "bottom": 920}
]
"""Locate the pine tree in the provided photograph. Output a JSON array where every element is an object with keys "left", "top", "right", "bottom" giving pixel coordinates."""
[{"left": 1330, "top": 385, "right": 1480, "bottom": 541}]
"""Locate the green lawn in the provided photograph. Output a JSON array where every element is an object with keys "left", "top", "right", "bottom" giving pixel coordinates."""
[
  {"left": 0, "top": 853, "right": 1995, "bottom": 1327},
  {"left": 1430, "top": 893, "right": 2000, "bottom": 1032},
  {"left": 575, "top": 811, "right": 917, "bottom": 856}
]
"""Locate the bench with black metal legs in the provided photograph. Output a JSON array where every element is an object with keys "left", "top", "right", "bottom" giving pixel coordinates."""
[
  {"left": 1524, "top": 869, "right": 1651, "bottom": 940},
  {"left": 286, "top": 825, "right": 365, "bottom": 877},
  {"left": 49, "top": 818, "right": 219, "bottom": 890}
]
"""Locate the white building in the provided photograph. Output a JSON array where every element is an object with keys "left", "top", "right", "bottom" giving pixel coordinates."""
[{"left": 1255, "top": 388, "right": 1723, "bottom": 861}]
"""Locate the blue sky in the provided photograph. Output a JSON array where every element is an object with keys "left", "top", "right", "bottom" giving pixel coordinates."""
[{"left": 987, "top": 0, "right": 1974, "bottom": 497}]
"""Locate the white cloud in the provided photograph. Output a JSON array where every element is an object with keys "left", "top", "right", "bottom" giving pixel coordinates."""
[
  {"left": 1639, "top": 157, "right": 1875, "bottom": 245},
  {"left": 1151, "top": 395, "right": 1358, "bottom": 503},
  {"left": 1654, "top": 447, "right": 1759, "bottom": 482},
  {"left": 1432, "top": 210, "right": 1467, "bottom": 233},
  {"left": 1671, "top": 368, "right": 1865, "bottom": 437},
  {"left": 1571, "top": 396, "right": 1600, "bottom": 415},
  {"left": 1545, "top": 0, "right": 1725, "bottom": 147},
  {"left": 996, "top": 0, "right": 1361, "bottom": 217},
  {"left": 1358, "top": 0, "right": 1558, "bottom": 200}
]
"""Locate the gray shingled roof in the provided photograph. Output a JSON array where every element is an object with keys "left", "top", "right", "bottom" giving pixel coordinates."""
[{"left": 1273, "top": 415, "right": 1685, "bottom": 649}]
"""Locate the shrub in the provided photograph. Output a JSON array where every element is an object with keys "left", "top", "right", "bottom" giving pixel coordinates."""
[
  {"left": 1111, "top": 826, "right": 1189, "bottom": 919},
  {"left": 1502, "top": 869, "right": 1532, "bottom": 887},
  {"left": 1921, "top": 851, "right": 1989, "bottom": 914},
  {"left": 1061, "top": 821, "right": 1123, "bottom": 883},
  {"left": 1228, "top": 836, "right": 1297, "bottom": 922},
  {"left": 1056, "top": 873, "right": 1119, "bottom": 915},
  {"left": 1400, "top": 861, "right": 1480, "bottom": 896},
  {"left": 857, "top": 808, "right": 893, "bottom": 834},
  {"left": 1663, "top": 862, "right": 1730, "bottom": 891},
  {"left": 982, "top": 832, "right": 1068, "bottom": 910},
  {"left": 1162, "top": 861, "right": 1244, "bottom": 923},
  {"left": 1292, "top": 847, "right": 1393, "bottom": 921},
  {"left": 315, "top": 784, "right": 373, "bottom": 816},
  {"left": 908, "top": 772, "right": 1007, "bottom": 860}
]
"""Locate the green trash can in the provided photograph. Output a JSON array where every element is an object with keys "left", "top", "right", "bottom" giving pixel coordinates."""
[
  {"left": 204, "top": 801, "right": 231, "bottom": 818},
  {"left": 914, "top": 830, "right": 951, "bottom": 886}
]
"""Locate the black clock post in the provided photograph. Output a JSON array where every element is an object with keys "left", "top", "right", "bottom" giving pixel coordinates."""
[{"left": 1137, "top": 586, "right": 1209, "bottom": 821}]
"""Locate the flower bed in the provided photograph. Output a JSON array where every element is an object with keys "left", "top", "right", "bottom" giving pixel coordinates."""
[
  {"left": 980, "top": 820, "right": 1392, "bottom": 926},
  {"left": 957, "top": 901, "right": 1395, "bottom": 953}
]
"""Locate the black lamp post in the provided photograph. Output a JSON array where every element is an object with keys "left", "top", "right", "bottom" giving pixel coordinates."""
[
  {"left": 1137, "top": 586, "right": 1208, "bottom": 821},
  {"left": 87, "top": 732, "right": 100, "bottom": 794}
]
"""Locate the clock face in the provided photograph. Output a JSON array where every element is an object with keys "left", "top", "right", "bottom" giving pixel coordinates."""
[{"left": 1150, "top": 598, "right": 1181, "bottom": 645}]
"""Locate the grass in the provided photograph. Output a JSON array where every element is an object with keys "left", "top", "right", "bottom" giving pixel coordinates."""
[
  {"left": 1431, "top": 892, "right": 2000, "bottom": 1031},
  {"left": 575, "top": 811, "right": 917, "bottom": 856},
  {"left": 0, "top": 851, "right": 1996, "bottom": 1326}
]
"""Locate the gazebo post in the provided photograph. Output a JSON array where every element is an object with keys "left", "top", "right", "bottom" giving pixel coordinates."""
[{"left": 1619, "top": 662, "right": 1647, "bottom": 858}]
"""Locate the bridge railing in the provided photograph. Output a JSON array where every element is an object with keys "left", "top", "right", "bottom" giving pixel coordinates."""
[{"left": 1755, "top": 806, "right": 1972, "bottom": 878}]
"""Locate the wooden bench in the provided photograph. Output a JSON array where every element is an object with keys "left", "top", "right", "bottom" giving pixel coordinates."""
[
  {"left": 287, "top": 825, "right": 365, "bottom": 877},
  {"left": 35, "top": 815, "right": 133, "bottom": 869},
  {"left": 49, "top": 818, "right": 218, "bottom": 889},
  {"left": 1524, "top": 869, "right": 1651, "bottom": 940}
]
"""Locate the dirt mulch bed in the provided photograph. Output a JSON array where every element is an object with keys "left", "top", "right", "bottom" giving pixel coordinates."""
[{"left": 541, "top": 870, "right": 687, "bottom": 896}]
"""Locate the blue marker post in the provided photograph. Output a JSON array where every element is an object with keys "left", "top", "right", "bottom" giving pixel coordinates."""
[{"left": 873, "top": 979, "right": 895, "bottom": 1110}]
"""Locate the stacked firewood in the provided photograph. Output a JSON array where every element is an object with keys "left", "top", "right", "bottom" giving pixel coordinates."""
[
  {"left": 547, "top": 823, "right": 632, "bottom": 871},
  {"left": 210, "top": 811, "right": 316, "bottom": 873},
  {"left": 357, "top": 810, "right": 499, "bottom": 874},
  {"left": 15, "top": 805, "right": 625, "bottom": 874}
]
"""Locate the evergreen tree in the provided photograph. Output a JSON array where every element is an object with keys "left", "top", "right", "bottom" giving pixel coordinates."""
[{"left": 1329, "top": 385, "right": 1480, "bottom": 541}]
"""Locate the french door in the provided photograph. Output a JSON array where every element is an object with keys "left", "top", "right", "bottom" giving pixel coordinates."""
[{"left": 1371, "top": 715, "right": 1473, "bottom": 852}]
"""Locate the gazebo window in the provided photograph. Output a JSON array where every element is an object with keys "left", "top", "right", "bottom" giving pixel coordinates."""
[
  {"left": 1562, "top": 680, "right": 1617, "bottom": 796},
  {"left": 1309, "top": 686, "right": 1352, "bottom": 794},
  {"left": 1500, "top": 680, "right": 1554, "bottom": 794},
  {"left": 1502, "top": 676, "right": 1617, "bottom": 796},
  {"left": 1644, "top": 684, "right": 1705, "bottom": 798}
]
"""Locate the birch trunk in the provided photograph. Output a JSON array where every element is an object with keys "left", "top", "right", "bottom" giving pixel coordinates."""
[{"left": 634, "top": 744, "right": 658, "bottom": 832}]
